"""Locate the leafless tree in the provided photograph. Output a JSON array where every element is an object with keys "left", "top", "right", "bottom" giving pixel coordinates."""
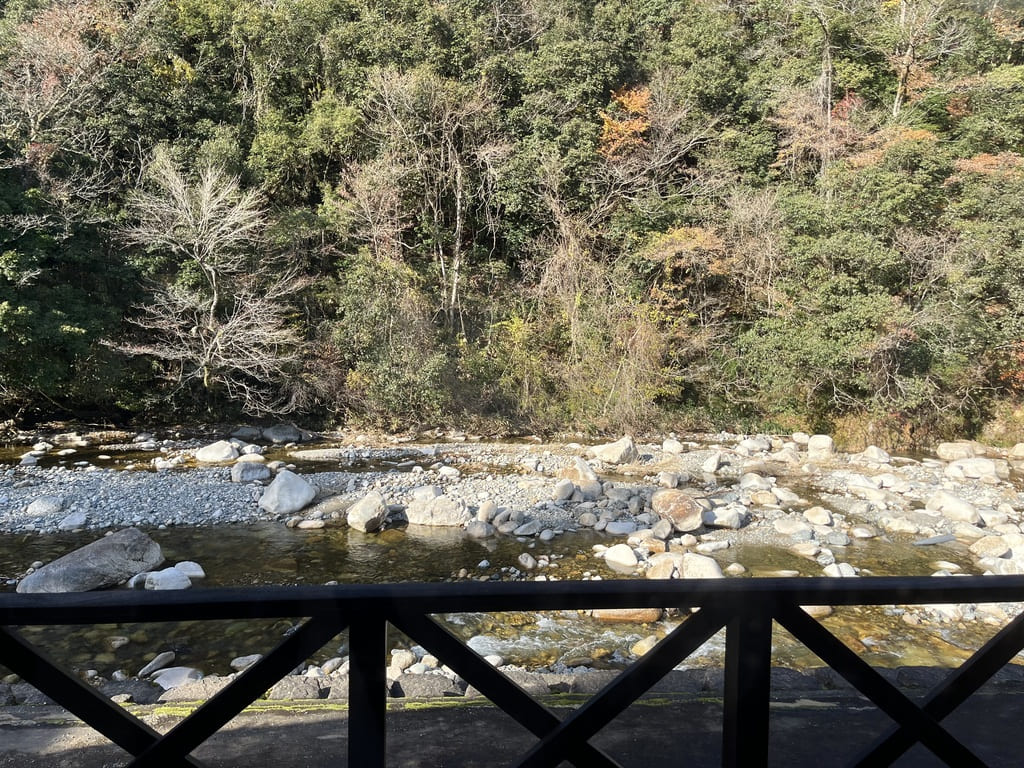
[
  {"left": 870, "top": 0, "right": 966, "bottom": 117},
  {"left": 118, "top": 150, "right": 305, "bottom": 415},
  {"left": 123, "top": 148, "right": 266, "bottom": 327}
]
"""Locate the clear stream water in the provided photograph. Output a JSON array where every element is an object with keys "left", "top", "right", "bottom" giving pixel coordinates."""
[
  {"left": 0, "top": 439, "right": 1015, "bottom": 681},
  {"left": 0, "top": 517, "right": 998, "bottom": 680}
]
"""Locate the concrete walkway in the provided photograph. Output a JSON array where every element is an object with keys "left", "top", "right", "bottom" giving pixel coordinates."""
[{"left": 0, "top": 686, "right": 1022, "bottom": 767}]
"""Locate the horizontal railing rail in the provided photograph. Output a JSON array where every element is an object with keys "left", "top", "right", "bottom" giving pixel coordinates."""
[{"left": 3, "top": 575, "right": 1024, "bottom": 767}]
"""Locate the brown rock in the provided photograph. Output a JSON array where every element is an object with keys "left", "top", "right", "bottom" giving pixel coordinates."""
[
  {"left": 652, "top": 489, "right": 703, "bottom": 533},
  {"left": 591, "top": 608, "right": 663, "bottom": 624}
]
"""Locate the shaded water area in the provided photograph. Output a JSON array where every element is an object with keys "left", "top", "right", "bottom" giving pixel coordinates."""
[{"left": 0, "top": 520, "right": 1011, "bottom": 681}]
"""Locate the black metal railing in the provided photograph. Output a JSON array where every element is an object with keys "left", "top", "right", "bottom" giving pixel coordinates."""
[{"left": 3, "top": 575, "right": 1024, "bottom": 767}]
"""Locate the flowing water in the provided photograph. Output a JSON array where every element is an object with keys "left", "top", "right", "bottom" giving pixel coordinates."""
[{"left": 0, "top": 518, "right": 1006, "bottom": 680}]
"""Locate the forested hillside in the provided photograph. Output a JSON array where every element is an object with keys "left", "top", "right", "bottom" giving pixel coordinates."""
[{"left": 2, "top": 0, "right": 1023, "bottom": 444}]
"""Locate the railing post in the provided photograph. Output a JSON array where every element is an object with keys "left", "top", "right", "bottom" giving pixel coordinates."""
[
  {"left": 723, "top": 605, "right": 773, "bottom": 768},
  {"left": 349, "top": 609, "right": 387, "bottom": 767}
]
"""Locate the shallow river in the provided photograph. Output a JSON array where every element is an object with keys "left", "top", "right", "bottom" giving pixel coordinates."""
[{"left": 0, "top": 517, "right": 1002, "bottom": 681}]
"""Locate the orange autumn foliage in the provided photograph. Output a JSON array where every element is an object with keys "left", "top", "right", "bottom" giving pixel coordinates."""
[{"left": 599, "top": 86, "right": 652, "bottom": 159}]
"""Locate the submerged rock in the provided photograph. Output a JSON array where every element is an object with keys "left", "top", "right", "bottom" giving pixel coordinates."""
[{"left": 16, "top": 528, "right": 164, "bottom": 593}]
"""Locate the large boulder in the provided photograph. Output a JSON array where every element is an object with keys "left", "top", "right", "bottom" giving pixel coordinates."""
[
  {"left": 589, "top": 436, "right": 638, "bottom": 465},
  {"left": 925, "top": 491, "right": 981, "bottom": 524},
  {"left": 17, "top": 528, "right": 164, "bottom": 593},
  {"left": 652, "top": 489, "right": 704, "bottom": 533},
  {"left": 258, "top": 470, "right": 316, "bottom": 515},
  {"left": 945, "top": 457, "right": 1007, "bottom": 482},
  {"left": 404, "top": 495, "right": 471, "bottom": 527},
  {"left": 347, "top": 491, "right": 389, "bottom": 533}
]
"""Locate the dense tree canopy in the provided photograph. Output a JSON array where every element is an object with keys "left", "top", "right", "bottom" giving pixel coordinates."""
[{"left": 1, "top": 0, "right": 1023, "bottom": 444}]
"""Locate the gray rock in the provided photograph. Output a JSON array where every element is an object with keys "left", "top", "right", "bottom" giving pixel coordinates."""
[
  {"left": 465, "top": 520, "right": 496, "bottom": 538},
  {"left": 139, "top": 651, "right": 176, "bottom": 677},
  {"left": 173, "top": 561, "right": 205, "bottom": 579},
  {"left": 145, "top": 567, "right": 192, "bottom": 590},
  {"left": 605, "top": 520, "right": 637, "bottom": 535},
  {"left": 347, "top": 491, "right": 389, "bottom": 533},
  {"left": 702, "top": 505, "right": 747, "bottom": 529},
  {"left": 26, "top": 495, "right": 63, "bottom": 517},
  {"left": 518, "top": 553, "right": 537, "bottom": 570},
  {"left": 681, "top": 553, "right": 724, "bottom": 579},
  {"left": 231, "top": 461, "right": 272, "bottom": 483},
  {"left": 604, "top": 543, "right": 639, "bottom": 571},
  {"left": 552, "top": 478, "right": 575, "bottom": 501},
  {"left": 936, "top": 441, "right": 977, "bottom": 461},
  {"left": 263, "top": 424, "right": 306, "bottom": 444},
  {"left": 16, "top": 528, "right": 164, "bottom": 593},
  {"left": 231, "top": 654, "right": 263, "bottom": 671},
  {"left": 194, "top": 440, "right": 239, "bottom": 463},
  {"left": 100, "top": 679, "right": 162, "bottom": 705},
  {"left": 231, "top": 426, "right": 263, "bottom": 442},
  {"left": 158, "top": 676, "right": 231, "bottom": 702},
  {"left": 513, "top": 519, "right": 542, "bottom": 536},
  {"left": 405, "top": 495, "right": 471, "bottom": 527},
  {"left": 391, "top": 673, "right": 464, "bottom": 699},
  {"left": 57, "top": 511, "right": 87, "bottom": 531},
  {"left": 807, "top": 434, "right": 835, "bottom": 462},
  {"left": 266, "top": 676, "right": 324, "bottom": 700},
  {"left": 151, "top": 667, "right": 203, "bottom": 690},
  {"left": 590, "top": 436, "right": 638, "bottom": 465},
  {"left": 258, "top": 470, "right": 316, "bottom": 515},
  {"left": 662, "top": 438, "right": 685, "bottom": 454},
  {"left": 560, "top": 457, "right": 599, "bottom": 484}
]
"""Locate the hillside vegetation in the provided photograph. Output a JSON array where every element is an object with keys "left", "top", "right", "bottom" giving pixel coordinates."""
[{"left": 2, "top": 0, "right": 1024, "bottom": 444}]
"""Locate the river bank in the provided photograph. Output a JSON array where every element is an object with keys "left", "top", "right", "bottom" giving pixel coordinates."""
[{"left": 3, "top": 427, "right": 1024, "bottom": 709}]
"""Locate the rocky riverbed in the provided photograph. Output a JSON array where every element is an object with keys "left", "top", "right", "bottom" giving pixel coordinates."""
[{"left": 3, "top": 426, "right": 1024, "bottom": 705}]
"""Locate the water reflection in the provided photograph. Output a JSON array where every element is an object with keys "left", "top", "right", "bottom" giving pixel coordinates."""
[{"left": 0, "top": 522, "right": 1013, "bottom": 680}]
